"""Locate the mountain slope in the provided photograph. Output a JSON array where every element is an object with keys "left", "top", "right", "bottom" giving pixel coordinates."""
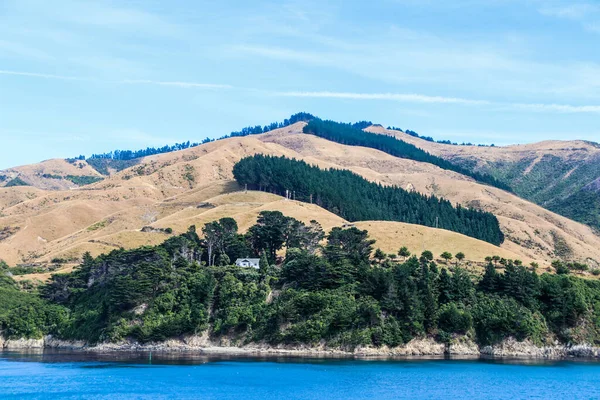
[
  {"left": 233, "top": 154, "right": 504, "bottom": 245},
  {"left": 366, "top": 125, "right": 600, "bottom": 232},
  {"left": 0, "top": 158, "right": 104, "bottom": 190},
  {"left": 1, "top": 122, "right": 599, "bottom": 271}
]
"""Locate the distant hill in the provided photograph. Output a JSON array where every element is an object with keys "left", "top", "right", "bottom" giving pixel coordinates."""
[
  {"left": 303, "top": 119, "right": 511, "bottom": 191},
  {"left": 0, "top": 158, "right": 104, "bottom": 190},
  {"left": 367, "top": 125, "right": 600, "bottom": 233},
  {"left": 1, "top": 118, "right": 600, "bottom": 278}
]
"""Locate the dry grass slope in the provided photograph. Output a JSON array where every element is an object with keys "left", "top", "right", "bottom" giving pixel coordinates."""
[
  {"left": 1, "top": 122, "right": 600, "bottom": 283},
  {"left": 0, "top": 158, "right": 103, "bottom": 190}
]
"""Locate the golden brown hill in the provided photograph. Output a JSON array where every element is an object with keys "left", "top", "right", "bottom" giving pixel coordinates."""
[
  {"left": 0, "top": 158, "right": 103, "bottom": 190},
  {"left": 0, "top": 122, "right": 599, "bottom": 275},
  {"left": 366, "top": 125, "right": 600, "bottom": 164},
  {"left": 366, "top": 125, "right": 600, "bottom": 233},
  {"left": 8, "top": 190, "right": 529, "bottom": 283}
]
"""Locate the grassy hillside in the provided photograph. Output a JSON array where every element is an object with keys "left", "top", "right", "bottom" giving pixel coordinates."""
[
  {"left": 367, "top": 125, "right": 600, "bottom": 233},
  {"left": 464, "top": 153, "right": 600, "bottom": 231},
  {"left": 2, "top": 121, "right": 600, "bottom": 271},
  {"left": 303, "top": 119, "right": 511, "bottom": 191},
  {"left": 0, "top": 158, "right": 105, "bottom": 190}
]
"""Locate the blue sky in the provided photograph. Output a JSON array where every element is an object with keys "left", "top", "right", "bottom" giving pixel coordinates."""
[{"left": 1, "top": 0, "right": 599, "bottom": 169}]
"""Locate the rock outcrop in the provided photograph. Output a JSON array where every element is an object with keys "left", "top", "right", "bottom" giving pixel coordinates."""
[
  {"left": 1, "top": 334, "right": 599, "bottom": 359},
  {"left": 480, "top": 337, "right": 600, "bottom": 358}
]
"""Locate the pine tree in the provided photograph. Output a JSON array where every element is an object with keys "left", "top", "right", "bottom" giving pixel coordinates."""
[
  {"left": 441, "top": 252, "right": 453, "bottom": 263},
  {"left": 438, "top": 268, "right": 454, "bottom": 304},
  {"left": 374, "top": 248, "right": 387, "bottom": 264},
  {"left": 478, "top": 263, "right": 499, "bottom": 293},
  {"left": 398, "top": 246, "right": 411, "bottom": 261},
  {"left": 259, "top": 253, "right": 269, "bottom": 276},
  {"left": 421, "top": 250, "right": 434, "bottom": 262}
]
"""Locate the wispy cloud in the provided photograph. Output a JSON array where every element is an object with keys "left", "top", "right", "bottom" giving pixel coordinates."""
[
  {"left": 0, "top": 69, "right": 90, "bottom": 81},
  {"left": 232, "top": 38, "right": 600, "bottom": 99},
  {"left": 274, "top": 90, "right": 600, "bottom": 113},
  {"left": 539, "top": 3, "right": 599, "bottom": 19},
  {"left": 8, "top": 0, "right": 185, "bottom": 38},
  {"left": 538, "top": 2, "right": 600, "bottom": 34},
  {"left": 0, "top": 70, "right": 232, "bottom": 89},
  {"left": 512, "top": 103, "right": 600, "bottom": 113},
  {"left": 273, "top": 91, "right": 489, "bottom": 105},
  {"left": 585, "top": 22, "right": 600, "bottom": 33},
  {"left": 2, "top": 69, "right": 600, "bottom": 114},
  {"left": 103, "top": 129, "right": 176, "bottom": 146},
  {"left": 0, "top": 39, "right": 52, "bottom": 60},
  {"left": 122, "top": 80, "right": 233, "bottom": 89},
  {"left": 233, "top": 45, "right": 328, "bottom": 65},
  {"left": 0, "top": 128, "right": 91, "bottom": 142}
]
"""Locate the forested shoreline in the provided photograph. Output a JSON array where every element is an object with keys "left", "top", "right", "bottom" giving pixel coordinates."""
[{"left": 1, "top": 212, "right": 599, "bottom": 352}]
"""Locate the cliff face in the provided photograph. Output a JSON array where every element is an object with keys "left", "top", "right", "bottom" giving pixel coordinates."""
[
  {"left": 2, "top": 334, "right": 599, "bottom": 359},
  {"left": 1, "top": 337, "right": 44, "bottom": 349},
  {"left": 479, "top": 338, "right": 600, "bottom": 358}
]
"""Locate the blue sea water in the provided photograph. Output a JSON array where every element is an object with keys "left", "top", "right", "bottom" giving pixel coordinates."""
[{"left": 1, "top": 351, "right": 599, "bottom": 399}]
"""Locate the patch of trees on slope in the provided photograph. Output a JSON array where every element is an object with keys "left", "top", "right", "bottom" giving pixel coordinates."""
[
  {"left": 302, "top": 119, "right": 512, "bottom": 192},
  {"left": 71, "top": 112, "right": 509, "bottom": 194},
  {"left": 76, "top": 113, "right": 317, "bottom": 175},
  {"left": 85, "top": 113, "right": 317, "bottom": 163},
  {"left": 233, "top": 155, "right": 504, "bottom": 246}
]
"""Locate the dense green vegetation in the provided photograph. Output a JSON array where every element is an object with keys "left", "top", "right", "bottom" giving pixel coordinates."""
[
  {"left": 0, "top": 263, "right": 66, "bottom": 339},
  {"left": 225, "top": 112, "right": 315, "bottom": 139},
  {"left": 233, "top": 155, "right": 504, "bottom": 245},
  {"left": 445, "top": 151, "right": 600, "bottom": 232},
  {"left": 6, "top": 264, "right": 63, "bottom": 276},
  {"left": 1, "top": 213, "right": 600, "bottom": 349},
  {"left": 86, "top": 158, "right": 141, "bottom": 175},
  {"left": 65, "top": 175, "right": 104, "bottom": 186},
  {"left": 41, "top": 174, "right": 103, "bottom": 186},
  {"left": 387, "top": 126, "right": 494, "bottom": 147},
  {"left": 4, "top": 177, "right": 30, "bottom": 187},
  {"left": 76, "top": 113, "right": 314, "bottom": 175},
  {"left": 303, "top": 119, "right": 511, "bottom": 191},
  {"left": 2, "top": 213, "right": 599, "bottom": 350},
  {"left": 552, "top": 188, "right": 600, "bottom": 230},
  {"left": 89, "top": 141, "right": 202, "bottom": 162}
]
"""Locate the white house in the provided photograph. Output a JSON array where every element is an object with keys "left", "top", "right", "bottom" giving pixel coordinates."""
[{"left": 235, "top": 258, "right": 260, "bottom": 269}]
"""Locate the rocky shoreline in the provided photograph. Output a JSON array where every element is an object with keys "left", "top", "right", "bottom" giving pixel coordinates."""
[{"left": 2, "top": 334, "right": 599, "bottom": 359}]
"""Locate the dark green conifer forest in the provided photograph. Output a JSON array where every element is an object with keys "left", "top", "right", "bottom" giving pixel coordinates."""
[
  {"left": 233, "top": 155, "right": 504, "bottom": 245},
  {"left": 302, "top": 119, "right": 512, "bottom": 192}
]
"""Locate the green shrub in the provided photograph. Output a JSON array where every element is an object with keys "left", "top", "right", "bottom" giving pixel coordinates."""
[
  {"left": 437, "top": 303, "right": 472, "bottom": 334},
  {"left": 471, "top": 295, "right": 547, "bottom": 345}
]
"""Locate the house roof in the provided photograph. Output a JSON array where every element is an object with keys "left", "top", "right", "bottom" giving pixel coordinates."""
[{"left": 235, "top": 258, "right": 260, "bottom": 263}]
